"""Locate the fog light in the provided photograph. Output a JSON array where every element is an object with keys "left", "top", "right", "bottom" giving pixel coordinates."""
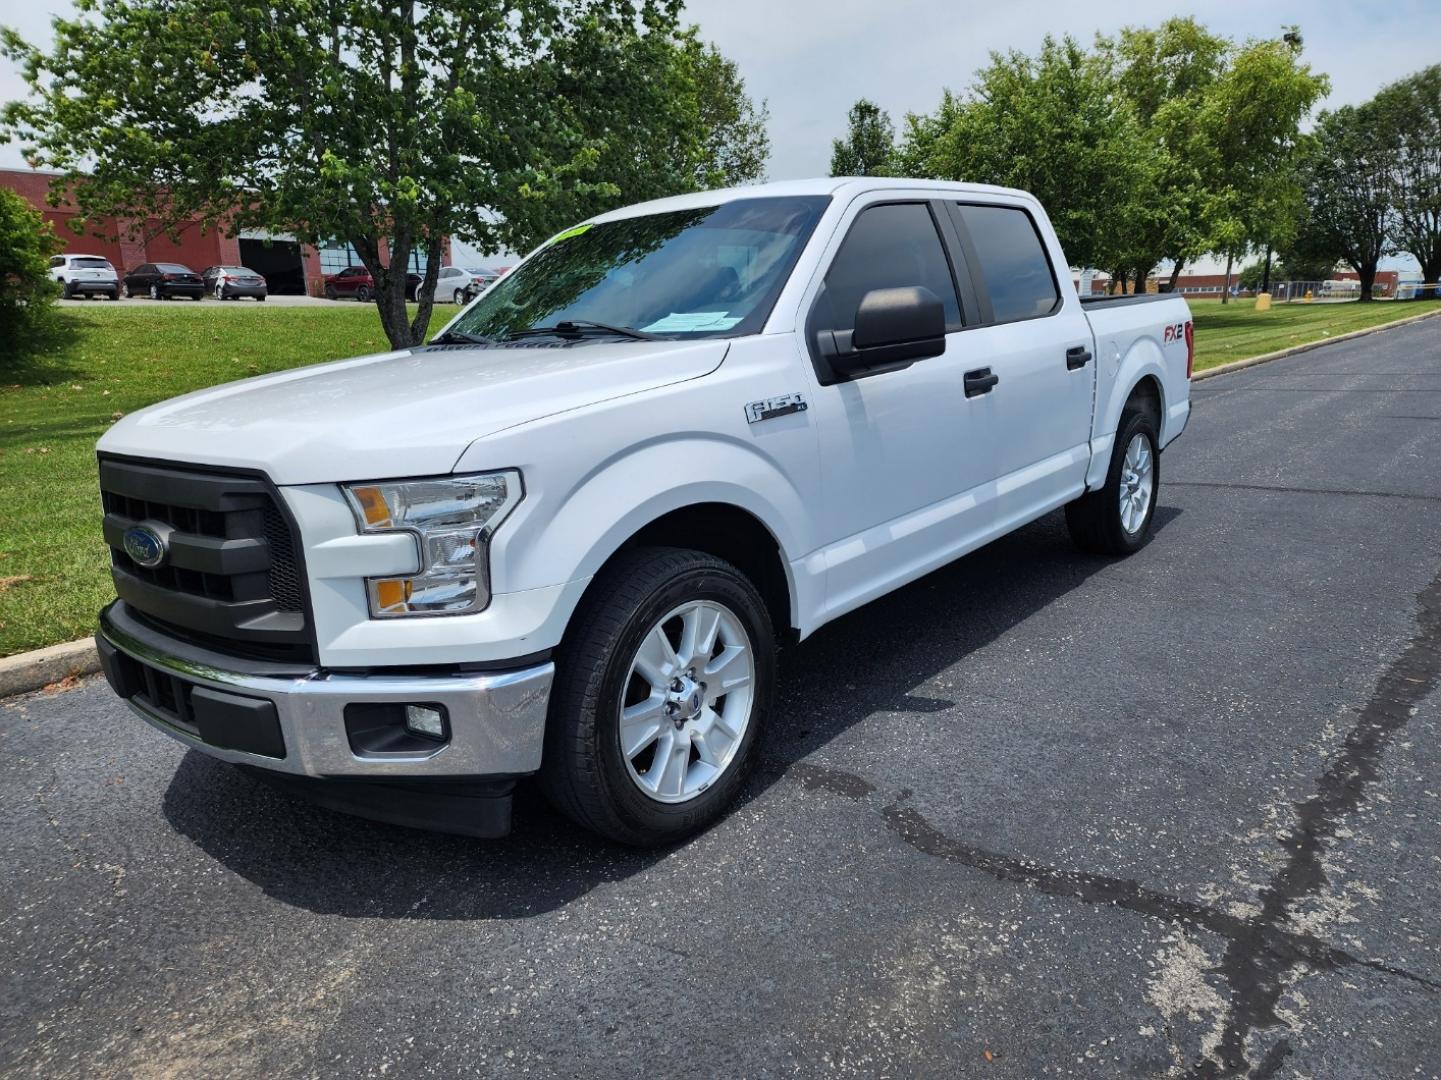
[{"left": 405, "top": 704, "right": 447, "bottom": 740}]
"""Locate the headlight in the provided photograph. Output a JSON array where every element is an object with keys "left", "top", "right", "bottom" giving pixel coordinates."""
[{"left": 343, "top": 471, "right": 522, "bottom": 617}]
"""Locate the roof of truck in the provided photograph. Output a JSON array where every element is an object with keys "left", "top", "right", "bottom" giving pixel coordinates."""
[{"left": 588, "top": 177, "right": 1038, "bottom": 224}]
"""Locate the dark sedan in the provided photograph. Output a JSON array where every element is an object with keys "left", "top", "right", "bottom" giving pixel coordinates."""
[
  {"left": 323, "top": 265, "right": 423, "bottom": 302},
  {"left": 201, "top": 265, "right": 268, "bottom": 301},
  {"left": 122, "top": 262, "right": 205, "bottom": 301}
]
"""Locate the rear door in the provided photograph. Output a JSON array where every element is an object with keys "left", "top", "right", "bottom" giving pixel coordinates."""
[{"left": 944, "top": 199, "right": 1095, "bottom": 521}]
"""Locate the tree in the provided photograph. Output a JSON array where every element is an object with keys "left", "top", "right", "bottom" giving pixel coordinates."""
[
  {"left": 830, "top": 100, "right": 895, "bottom": 177},
  {"left": 1373, "top": 65, "right": 1441, "bottom": 298},
  {"left": 499, "top": 27, "right": 768, "bottom": 248},
  {"left": 2, "top": 1, "right": 769, "bottom": 348},
  {"left": 1100, "top": 17, "right": 1229, "bottom": 288},
  {"left": 1190, "top": 32, "right": 1327, "bottom": 302},
  {"left": 0, "top": 187, "right": 61, "bottom": 358},
  {"left": 897, "top": 36, "right": 1148, "bottom": 275},
  {"left": 1298, "top": 102, "right": 1397, "bottom": 300}
]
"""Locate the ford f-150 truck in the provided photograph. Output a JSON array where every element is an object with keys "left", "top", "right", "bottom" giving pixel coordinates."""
[{"left": 94, "top": 178, "right": 1192, "bottom": 845}]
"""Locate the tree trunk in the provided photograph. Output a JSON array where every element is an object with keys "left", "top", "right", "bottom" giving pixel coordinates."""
[
  {"left": 1261, "top": 246, "right": 1273, "bottom": 294},
  {"left": 1357, "top": 262, "right": 1377, "bottom": 302},
  {"left": 406, "top": 235, "right": 446, "bottom": 344},
  {"left": 1220, "top": 252, "right": 1234, "bottom": 305},
  {"left": 1115, "top": 270, "right": 1128, "bottom": 296},
  {"left": 1167, "top": 258, "right": 1185, "bottom": 291}
]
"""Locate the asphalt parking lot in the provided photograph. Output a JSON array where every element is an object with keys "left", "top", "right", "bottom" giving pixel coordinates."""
[{"left": 4, "top": 318, "right": 1441, "bottom": 1079}]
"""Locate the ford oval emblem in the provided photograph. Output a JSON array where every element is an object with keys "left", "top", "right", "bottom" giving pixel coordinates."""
[{"left": 122, "top": 525, "right": 167, "bottom": 569}]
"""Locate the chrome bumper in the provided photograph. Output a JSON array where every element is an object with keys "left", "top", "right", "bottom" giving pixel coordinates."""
[{"left": 96, "top": 602, "right": 553, "bottom": 779}]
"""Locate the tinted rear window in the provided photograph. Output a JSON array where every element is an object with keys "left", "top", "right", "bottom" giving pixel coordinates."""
[
  {"left": 157, "top": 264, "right": 194, "bottom": 273},
  {"left": 73, "top": 257, "right": 112, "bottom": 269},
  {"left": 954, "top": 204, "right": 1059, "bottom": 323}
]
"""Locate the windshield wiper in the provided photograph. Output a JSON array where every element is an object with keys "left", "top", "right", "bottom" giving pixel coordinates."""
[
  {"left": 506, "top": 319, "right": 660, "bottom": 342},
  {"left": 430, "top": 329, "right": 494, "bottom": 346}
]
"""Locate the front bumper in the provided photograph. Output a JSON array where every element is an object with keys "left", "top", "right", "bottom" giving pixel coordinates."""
[{"left": 96, "top": 601, "right": 554, "bottom": 780}]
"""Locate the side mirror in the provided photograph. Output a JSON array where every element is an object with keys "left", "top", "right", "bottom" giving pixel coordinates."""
[{"left": 818, "top": 286, "right": 947, "bottom": 382}]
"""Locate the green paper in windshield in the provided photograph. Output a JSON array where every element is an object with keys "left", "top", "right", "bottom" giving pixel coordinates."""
[{"left": 550, "top": 223, "right": 592, "bottom": 244}]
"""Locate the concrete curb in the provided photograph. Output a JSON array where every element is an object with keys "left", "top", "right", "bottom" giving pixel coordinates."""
[
  {"left": 2, "top": 306, "right": 1437, "bottom": 698},
  {"left": 1192, "top": 305, "right": 1441, "bottom": 381},
  {"left": 0, "top": 637, "right": 100, "bottom": 698}
]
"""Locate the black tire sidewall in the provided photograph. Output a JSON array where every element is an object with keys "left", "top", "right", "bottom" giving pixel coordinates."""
[{"left": 551, "top": 553, "right": 775, "bottom": 844}]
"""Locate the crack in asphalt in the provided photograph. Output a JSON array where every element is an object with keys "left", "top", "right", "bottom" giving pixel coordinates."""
[
  {"left": 1187, "top": 568, "right": 1441, "bottom": 1077},
  {"left": 787, "top": 566, "right": 1441, "bottom": 1076},
  {"left": 1168, "top": 480, "right": 1441, "bottom": 504}
]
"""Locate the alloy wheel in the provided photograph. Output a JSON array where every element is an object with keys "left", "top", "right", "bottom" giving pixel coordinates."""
[
  {"left": 618, "top": 600, "right": 756, "bottom": 804},
  {"left": 1119, "top": 433, "right": 1154, "bottom": 534}
]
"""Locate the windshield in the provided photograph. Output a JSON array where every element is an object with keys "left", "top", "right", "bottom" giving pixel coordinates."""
[{"left": 449, "top": 195, "right": 830, "bottom": 341}]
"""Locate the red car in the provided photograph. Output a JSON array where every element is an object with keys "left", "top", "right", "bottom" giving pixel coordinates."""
[{"left": 323, "top": 265, "right": 423, "bottom": 302}]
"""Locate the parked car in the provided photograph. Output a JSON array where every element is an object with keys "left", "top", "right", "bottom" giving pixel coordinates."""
[
  {"left": 438, "top": 265, "right": 501, "bottom": 304},
  {"left": 94, "top": 178, "right": 1193, "bottom": 846},
  {"left": 201, "top": 265, "right": 268, "bottom": 301},
  {"left": 122, "top": 262, "right": 205, "bottom": 301},
  {"left": 50, "top": 254, "right": 119, "bottom": 300},
  {"left": 323, "top": 265, "right": 423, "bottom": 302}
]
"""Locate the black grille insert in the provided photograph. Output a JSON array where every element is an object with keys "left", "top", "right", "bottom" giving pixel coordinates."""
[{"left": 98, "top": 456, "right": 314, "bottom": 663}]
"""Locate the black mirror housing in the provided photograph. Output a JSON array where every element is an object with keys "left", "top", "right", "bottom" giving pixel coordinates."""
[{"left": 817, "top": 285, "right": 947, "bottom": 383}]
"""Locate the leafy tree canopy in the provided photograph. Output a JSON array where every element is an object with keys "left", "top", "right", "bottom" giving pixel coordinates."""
[
  {"left": 1, "top": 1, "right": 769, "bottom": 346},
  {"left": 829, "top": 99, "right": 895, "bottom": 177},
  {"left": 0, "top": 186, "right": 61, "bottom": 358}
]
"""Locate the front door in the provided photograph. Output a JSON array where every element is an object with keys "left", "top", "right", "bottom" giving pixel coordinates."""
[{"left": 804, "top": 197, "right": 999, "bottom": 622}]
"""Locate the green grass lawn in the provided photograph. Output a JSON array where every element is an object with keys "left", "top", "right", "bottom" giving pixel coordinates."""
[
  {"left": 2, "top": 296, "right": 1439, "bottom": 656},
  {"left": 0, "top": 304, "right": 402, "bottom": 657},
  {"left": 1189, "top": 296, "right": 1441, "bottom": 372}
]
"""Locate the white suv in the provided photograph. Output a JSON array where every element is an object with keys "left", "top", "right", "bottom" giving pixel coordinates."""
[{"left": 51, "top": 254, "right": 120, "bottom": 300}]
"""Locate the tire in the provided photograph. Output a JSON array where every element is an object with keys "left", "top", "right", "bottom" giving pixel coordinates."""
[
  {"left": 324, "top": 285, "right": 336, "bottom": 300},
  {"left": 356, "top": 285, "right": 370, "bottom": 302},
  {"left": 215, "top": 283, "right": 225, "bottom": 301},
  {"left": 1065, "top": 405, "right": 1160, "bottom": 556},
  {"left": 61, "top": 280, "right": 74, "bottom": 299},
  {"left": 257, "top": 294, "right": 266, "bottom": 302},
  {"left": 149, "top": 283, "right": 160, "bottom": 300},
  {"left": 121, "top": 283, "right": 131, "bottom": 299},
  {"left": 106, "top": 289, "right": 118, "bottom": 301},
  {"left": 540, "top": 547, "right": 775, "bottom": 846},
  {"left": 452, "top": 289, "right": 464, "bottom": 305}
]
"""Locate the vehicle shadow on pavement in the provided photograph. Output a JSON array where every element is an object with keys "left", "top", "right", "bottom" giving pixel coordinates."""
[{"left": 160, "top": 505, "right": 1180, "bottom": 920}]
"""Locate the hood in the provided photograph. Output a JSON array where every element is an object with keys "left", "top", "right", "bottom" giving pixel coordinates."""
[{"left": 98, "top": 339, "right": 728, "bottom": 484}]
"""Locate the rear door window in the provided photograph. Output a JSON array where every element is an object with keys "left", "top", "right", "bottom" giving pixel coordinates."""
[
  {"left": 953, "top": 204, "right": 1060, "bottom": 323},
  {"left": 814, "top": 202, "right": 962, "bottom": 335}
]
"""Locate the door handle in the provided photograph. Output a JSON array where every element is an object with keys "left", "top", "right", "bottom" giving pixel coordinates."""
[
  {"left": 964, "top": 368, "right": 999, "bottom": 398},
  {"left": 1066, "top": 346, "right": 1092, "bottom": 370}
]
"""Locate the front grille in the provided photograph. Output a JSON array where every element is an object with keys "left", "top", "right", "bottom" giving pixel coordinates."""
[{"left": 99, "top": 456, "right": 314, "bottom": 663}]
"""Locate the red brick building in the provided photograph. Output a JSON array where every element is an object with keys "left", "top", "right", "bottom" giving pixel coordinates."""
[{"left": 1, "top": 167, "right": 449, "bottom": 296}]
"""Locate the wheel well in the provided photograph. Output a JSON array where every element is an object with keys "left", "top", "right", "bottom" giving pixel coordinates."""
[
  {"left": 1125, "top": 375, "right": 1163, "bottom": 429},
  {"left": 609, "top": 503, "right": 793, "bottom": 636}
]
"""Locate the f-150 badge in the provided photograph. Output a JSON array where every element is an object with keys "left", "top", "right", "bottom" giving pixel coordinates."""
[{"left": 745, "top": 393, "right": 808, "bottom": 424}]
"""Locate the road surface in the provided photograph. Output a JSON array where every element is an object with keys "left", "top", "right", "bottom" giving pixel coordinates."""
[{"left": 4, "top": 319, "right": 1440, "bottom": 1079}]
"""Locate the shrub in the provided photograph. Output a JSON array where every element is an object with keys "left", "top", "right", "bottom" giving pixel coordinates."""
[{"left": 0, "top": 187, "right": 62, "bottom": 358}]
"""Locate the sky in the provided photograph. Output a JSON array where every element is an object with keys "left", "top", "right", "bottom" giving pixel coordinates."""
[{"left": 3, "top": 0, "right": 1437, "bottom": 269}]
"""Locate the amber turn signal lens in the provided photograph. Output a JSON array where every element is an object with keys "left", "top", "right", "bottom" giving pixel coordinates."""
[
  {"left": 373, "top": 579, "right": 412, "bottom": 610},
  {"left": 351, "top": 486, "right": 392, "bottom": 528}
]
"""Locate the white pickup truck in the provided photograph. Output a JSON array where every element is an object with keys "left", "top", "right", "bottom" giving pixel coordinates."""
[{"left": 94, "top": 178, "right": 1192, "bottom": 844}]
